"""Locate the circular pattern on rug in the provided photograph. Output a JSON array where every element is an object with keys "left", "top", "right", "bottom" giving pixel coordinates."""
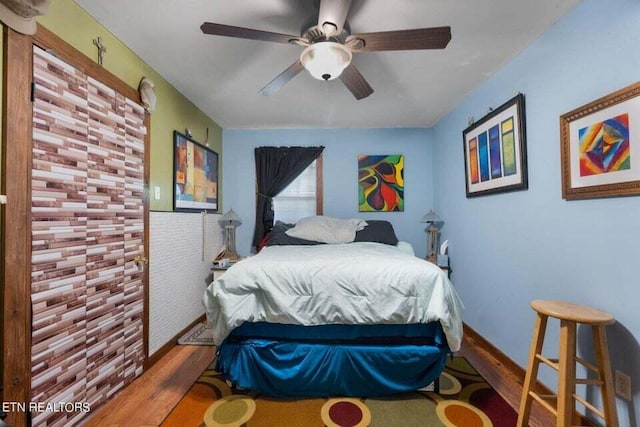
[
  {"left": 247, "top": 397, "right": 325, "bottom": 427},
  {"left": 438, "top": 371, "right": 463, "bottom": 396},
  {"left": 436, "top": 400, "right": 492, "bottom": 427},
  {"left": 445, "top": 358, "right": 484, "bottom": 382},
  {"left": 199, "top": 376, "right": 232, "bottom": 398},
  {"left": 203, "top": 394, "right": 256, "bottom": 427},
  {"left": 458, "top": 382, "right": 491, "bottom": 402},
  {"left": 366, "top": 392, "right": 444, "bottom": 426},
  {"left": 462, "top": 383, "right": 518, "bottom": 426},
  {"left": 321, "top": 398, "right": 371, "bottom": 427}
]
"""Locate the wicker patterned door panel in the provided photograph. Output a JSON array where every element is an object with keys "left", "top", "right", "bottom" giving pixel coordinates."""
[
  {"left": 31, "top": 46, "right": 89, "bottom": 427},
  {"left": 31, "top": 47, "right": 146, "bottom": 424},
  {"left": 122, "top": 98, "right": 147, "bottom": 382},
  {"left": 85, "top": 76, "right": 127, "bottom": 406}
]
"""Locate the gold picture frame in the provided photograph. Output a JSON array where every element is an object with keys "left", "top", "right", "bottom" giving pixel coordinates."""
[{"left": 560, "top": 82, "right": 640, "bottom": 200}]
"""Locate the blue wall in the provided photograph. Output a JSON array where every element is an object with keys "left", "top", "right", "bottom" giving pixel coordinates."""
[
  {"left": 222, "top": 128, "right": 434, "bottom": 257},
  {"left": 432, "top": 0, "right": 640, "bottom": 424},
  {"left": 221, "top": 0, "right": 639, "bottom": 423}
]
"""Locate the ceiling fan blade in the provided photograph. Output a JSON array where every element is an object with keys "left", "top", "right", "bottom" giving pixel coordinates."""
[
  {"left": 347, "top": 26, "right": 451, "bottom": 51},
  {"left": 201, "top": 22, "right": 303, "bottom": 45},
  {"left": 340, "top": 64, "right": 373, "bottom": 100},
  {"left": 258, "top": 60, "right": 305, "bottom": 96},
  {"left": 318, "top": 0, "right": 352, "bottom": 36}
]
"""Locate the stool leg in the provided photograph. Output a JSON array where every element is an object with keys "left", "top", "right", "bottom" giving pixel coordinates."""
[
  {"left": 517, "top": 313, "right": 548, "bottom": 427},
  {"left": 593, "top": 325, "right": 619, "bottom": 427},
  {"left": 557, "top": 320, "right": 576, "bottom": 427}
]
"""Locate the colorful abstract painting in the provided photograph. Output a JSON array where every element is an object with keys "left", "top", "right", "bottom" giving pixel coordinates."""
[
  {"left": 560, "top": 81, "right": 640, "bottom": 199},
  {"left": 489, "top": 124, "right": 503, "bottom": 179},
  {"left": 358, "top": 154, "right": 404, "bottom": 212},
  {"left": 501, "top": 118, "right": 517, "bottom": 176},
  {"left": 173, "top": 131, "right": 218, "bottom": 212},
  {"left": 469, "top": 138, "right": 479, "bottom": 183},
  {"left": 578, "top": 114, "right": 631, "bottom": 177},
  {"left": 463, "top": 94, "right": 528, "bottom": 197}
]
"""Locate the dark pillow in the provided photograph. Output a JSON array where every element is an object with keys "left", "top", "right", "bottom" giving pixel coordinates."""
[
  {"left": 354, "top": 220, "right": 399, "bottom": 245},
  {"left": 266, "top": 221, "right": 325, "bottom": 246}
]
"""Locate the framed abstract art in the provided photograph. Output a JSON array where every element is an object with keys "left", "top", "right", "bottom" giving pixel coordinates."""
[
  {"left": 462, "top": 93, "right": 528, "bottom": 197},
  {"left": 173, "top": 130, "right": 219, "bottom": 212},
  {"left": 560, "top": 81, "right": 640, "bottom": 200},
  {"left": 358, "top": 154, "right": 404, "bottom": 212}
]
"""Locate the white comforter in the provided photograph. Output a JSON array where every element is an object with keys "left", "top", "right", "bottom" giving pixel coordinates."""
[{"left": 203, "top": 242, "right": 464, "bottom": 351}]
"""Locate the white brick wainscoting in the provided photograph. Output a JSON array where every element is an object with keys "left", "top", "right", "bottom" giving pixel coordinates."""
[{"left": 149, "top": 211, "right": 223, "bottom": 355}]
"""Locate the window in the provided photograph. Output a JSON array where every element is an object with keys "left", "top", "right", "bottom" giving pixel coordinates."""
[{"left": 273, "top": 156, "right": 323, "bottom": 223}]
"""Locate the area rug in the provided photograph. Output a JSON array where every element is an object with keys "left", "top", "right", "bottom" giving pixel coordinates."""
[
  {"left": 177, "top": 322, "right": 214, "bottom": 346},
  {"left": 161, "top": 356, "right": 517, "bottom": 426}
]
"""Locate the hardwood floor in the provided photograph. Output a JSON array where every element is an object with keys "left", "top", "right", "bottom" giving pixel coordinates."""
[
  {"left": 82, "top": 344, "right": 215, "bottom": 427},
  {"left": 458, "top": 327, "right": 557, "bottom": 427},
  {"left": 82, "top": 331, "right": 570, "bottom": 426}
]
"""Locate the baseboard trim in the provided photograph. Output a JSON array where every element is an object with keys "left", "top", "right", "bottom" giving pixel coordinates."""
[
  {"left": 463, "top": 323, "right": 594, "bottom": 426},
  {"left": 463, "top": 323, "right": 532, "bottom": 385},
  {"left": 144, "top": 314, "right": 206, "bottom": 370}
]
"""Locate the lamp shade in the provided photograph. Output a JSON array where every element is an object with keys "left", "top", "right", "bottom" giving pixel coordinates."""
[
  {"left": 300, "top": 42, "right": 352, "bottom": 81},
  {"left": 420, "top": 209, "right": 442, "bottom": 224},
  {"left": 219, "top": 208, "right": 242, "bottom": 226}
]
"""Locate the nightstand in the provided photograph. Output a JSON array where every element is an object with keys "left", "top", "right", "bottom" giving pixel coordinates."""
[
  {"left": 211, "top": 266, "right": 229, "bottom": 280},
  {"left": 212, "top": 257, "right": 246, "bottom": 280},
  {"left": 427, "top": 260, "right": 451, "bottom": 279},
  {"left": 439, "top": 265, "right": 451, "bottom": 279}
]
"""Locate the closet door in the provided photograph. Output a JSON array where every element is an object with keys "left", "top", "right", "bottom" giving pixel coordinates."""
[
  {"left": 122, "top": 98, "right": 147, "bottom": 382},
  {"left": 31, "top": 46, "right": 90, "bottom": 427},
  {"left": 85, "top": 77, "right": 127, "bottom": 406},
  {"left": 29, "top": 46, "right": 147, "bottom": 425}
]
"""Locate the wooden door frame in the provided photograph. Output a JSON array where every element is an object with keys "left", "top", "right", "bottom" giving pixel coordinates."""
[
  {"left": 2, "top": 26, "right": 34, "bottom": 427},
  {"left": 2, "top": 25, "right": 151, "bottom": 427}
]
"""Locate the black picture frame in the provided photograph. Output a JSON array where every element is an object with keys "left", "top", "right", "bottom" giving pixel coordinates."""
[
  {"left": 462, "top": 93, "right": 528, "bottom": 197},
  {"left": 173, "top": 130, "right": 218, "bottom": 212}
]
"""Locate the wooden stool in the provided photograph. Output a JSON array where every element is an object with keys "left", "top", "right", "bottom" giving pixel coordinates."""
[{"left": 517, "top": 300, "right": 618, "bottom": 427}]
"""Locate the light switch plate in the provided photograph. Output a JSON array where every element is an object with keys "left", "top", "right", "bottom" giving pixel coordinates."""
[{"left": 154, "top": 186, "right": 161, "bottom": 200}]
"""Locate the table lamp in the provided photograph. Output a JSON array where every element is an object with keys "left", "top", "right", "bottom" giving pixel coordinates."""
[
  {"left": 420, "top": 209, "right": 442, "bottom": 263},
  {"left": 218, "top": 208, "right": 242, "bottom": 262}
]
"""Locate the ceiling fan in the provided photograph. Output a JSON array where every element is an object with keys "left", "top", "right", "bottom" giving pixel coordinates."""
[{"left": 201, "top": 0, "right": 451, "bottom": 100}]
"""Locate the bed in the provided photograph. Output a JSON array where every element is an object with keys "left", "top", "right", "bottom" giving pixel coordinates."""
[{"left": 202, "top": 219, "right": 464, "bottom": 397}]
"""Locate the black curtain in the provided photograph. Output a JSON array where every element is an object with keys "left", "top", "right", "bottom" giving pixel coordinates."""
[{"left": 252, "top": 146, "right": 324, "bottom": 248}]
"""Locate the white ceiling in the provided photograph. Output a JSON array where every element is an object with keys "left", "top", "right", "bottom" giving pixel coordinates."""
[{"left": 74, "top": 0, "right": 580, "bottom": 129}]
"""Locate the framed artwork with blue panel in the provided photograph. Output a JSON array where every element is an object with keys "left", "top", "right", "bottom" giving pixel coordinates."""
[
  {"left": 173, "top": 130, "right": 219, "bottom": 212},
  {"left": 560, "top": 81, "right": 640, "bottom": 200},
  {"left": 463, "top": 94, "right": 528, "bottom": 197}
]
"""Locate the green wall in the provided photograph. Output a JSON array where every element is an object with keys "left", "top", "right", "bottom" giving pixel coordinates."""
[
  {"left": 2, "top": 0, "right": 222, "bottom": 211},
  {"left": 0, "top": 28, "right": 3, "bottom": 192}
]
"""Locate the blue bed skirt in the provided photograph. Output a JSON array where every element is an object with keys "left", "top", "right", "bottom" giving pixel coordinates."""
[{"left": 215, "top": 322, "right": 450, "bottom": 397}]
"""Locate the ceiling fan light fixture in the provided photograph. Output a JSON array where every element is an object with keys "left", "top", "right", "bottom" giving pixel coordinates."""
[{"left": 300, "top": 42, "right": 352, "bottom": 81}]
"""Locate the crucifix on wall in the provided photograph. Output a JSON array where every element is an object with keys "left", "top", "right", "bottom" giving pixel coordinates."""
[{"left": 93, "top": 36, "right": 107, "bottom": 65}]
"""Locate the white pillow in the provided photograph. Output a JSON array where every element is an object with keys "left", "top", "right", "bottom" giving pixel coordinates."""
[{"left": 285, "top": 216, "right": 367, "bottom": 244}]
